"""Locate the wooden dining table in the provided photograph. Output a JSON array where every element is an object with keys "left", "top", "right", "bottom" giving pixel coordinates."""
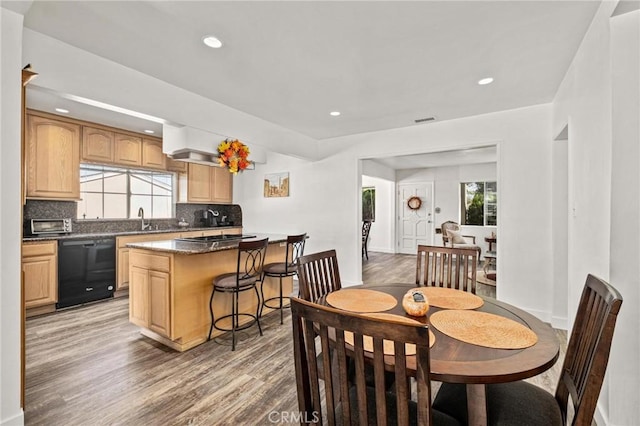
[{"left": 321, "top": 283, "right": 560, "bottom": 426}]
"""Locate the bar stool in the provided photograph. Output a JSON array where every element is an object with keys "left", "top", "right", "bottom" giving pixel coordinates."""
[
  {"left": 260, "top": 233, "right": 306, "bottom": 324},
  {"left": 208, "top": 238, "right": 269, "bottom": 351}
]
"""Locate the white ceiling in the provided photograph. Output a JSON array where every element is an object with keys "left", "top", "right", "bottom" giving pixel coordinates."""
[
  {"left": 19, "top": 1, "right": 600, "bottom": 142},
  {"left": 12, "top": 0, "right": 599, "bottom": 169}
]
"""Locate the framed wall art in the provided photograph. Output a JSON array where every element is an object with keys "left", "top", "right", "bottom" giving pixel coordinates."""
[{"left": 264, "top": 172, "right": 289, "bottom": 197}]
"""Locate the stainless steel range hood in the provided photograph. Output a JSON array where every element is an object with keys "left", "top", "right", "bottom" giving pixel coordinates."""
[{"left": 169, "top": 149, "right": 219, "bottom": 166}]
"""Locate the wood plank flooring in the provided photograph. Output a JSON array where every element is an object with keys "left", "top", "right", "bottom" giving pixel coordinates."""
[{"left": 25, "top": 251, "right": 566, "bottom": 425}]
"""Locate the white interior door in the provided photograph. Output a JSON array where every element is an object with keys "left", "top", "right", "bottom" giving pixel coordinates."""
[{"left": 398, "top": 183, "right": 434, "bottom": 254}]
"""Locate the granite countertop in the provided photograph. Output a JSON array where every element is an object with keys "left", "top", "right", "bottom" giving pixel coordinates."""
[
  {"left": 22, "top": 226, "right": 242, "bottom": 242},
  {"left": 126, "top": 233, "right": 288, "bottom": 255}
]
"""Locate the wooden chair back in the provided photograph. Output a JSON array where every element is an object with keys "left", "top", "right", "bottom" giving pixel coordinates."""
[
  {"left": 284, "top": 233, "right": 307, "bottom": 275},
  {"left": 557, "top": 274, "right": 623, "bottom": 425},
  {"left": 296, "top": 249, "right": 342, "bottom": 302},
  {"left": 416, "top": 245, "right": 477, "bottom": 293},
  {"left": 291, "top": 297, "right": 434, "bottom": 425},
  {"left": 235, "top": 238, "right": 269, "bottom": 283}
]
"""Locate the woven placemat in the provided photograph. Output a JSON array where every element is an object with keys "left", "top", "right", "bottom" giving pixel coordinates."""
[
  {"left": 326, "top": 289, "right": 397, "bottom": 313},
  {"left": 416, "top": 287, "right": 484, "bottom": 310},
  {"left": 344, "top": 313, "right": 435, "bottom": 355},
  {"left": 429, "top": 310, "right": 538, "bottom": 349}
]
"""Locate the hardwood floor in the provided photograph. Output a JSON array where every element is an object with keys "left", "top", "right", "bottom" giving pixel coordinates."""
[{"left": 25, "top": 251, "right": 566, "bottom": 425}]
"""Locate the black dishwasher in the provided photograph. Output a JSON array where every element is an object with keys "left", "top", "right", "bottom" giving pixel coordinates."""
[{"left": 57, "top": 238, "right": 116, "bottom": 309}]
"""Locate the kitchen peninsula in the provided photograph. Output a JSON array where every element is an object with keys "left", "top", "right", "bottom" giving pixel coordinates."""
[{"left": 126, "top": 233, "right": 290, "bottom": 351}]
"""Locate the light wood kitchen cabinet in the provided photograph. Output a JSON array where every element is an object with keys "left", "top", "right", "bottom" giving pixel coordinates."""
[
  {"left": 148, "top": 270, "right": 171, "bottom": 336},
  {"left": 128, "top": 251, "right": 172, "bottom": 339},
  {"left": 212, "top": 166, "right": 232, "bottom": 202},
  {"left": 184, "top": 163, "right": 233, "bottom": 204},
  {"left": 166, "top": 158, "right": 188, "bottom": 173},
  {"left": 26, "top": 114, "right": 80, "bottom": 200},
  {"left": 142, "top": 138, "right": 166, "bottom": 170},
  {"left": 22, "top": 241, "right": 58, "bottom": 316},
  {"left": 114, "top": 133, "right": 142, "bottom": 166},
  {"left": 82, "top": 126, "right": 115, "bottom": 163}
]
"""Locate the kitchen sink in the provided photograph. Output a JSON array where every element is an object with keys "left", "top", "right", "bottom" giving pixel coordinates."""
[{"left": 175, "top": 234, "right": 256, "bottom": 243}]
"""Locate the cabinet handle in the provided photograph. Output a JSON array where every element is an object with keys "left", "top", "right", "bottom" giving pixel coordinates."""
[{"left": 86, "top": 287, "right": 94, "bottom": 292}]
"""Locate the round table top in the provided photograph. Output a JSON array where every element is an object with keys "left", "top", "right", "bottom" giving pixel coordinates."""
[{"left": 321, "top": 283, "right": 559, "bottom": 384}]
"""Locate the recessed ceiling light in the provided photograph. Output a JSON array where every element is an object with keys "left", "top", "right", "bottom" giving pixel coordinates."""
[
  {"left": 202, "top": 35, "right": 223, "bottom": 49},
  {"left": 478, "top": 77, "right": 494, "bottom": 85},
  {"left": 330, "top": 111, "right": 341, "bottom": 116},
  {"left": 55, "top": 108, "right": 69, "bottom": 113},
  {"left": 144, "top": 130, "right": 155, "bottom": 134}
]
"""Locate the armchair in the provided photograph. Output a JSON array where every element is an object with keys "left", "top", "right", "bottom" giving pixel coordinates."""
[{"left": 440, "top": 221, "right": 481, "bottom": 258}]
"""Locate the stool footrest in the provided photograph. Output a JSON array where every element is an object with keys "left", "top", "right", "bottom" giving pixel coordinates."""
[
  {"left": 213, "top": 313, "right": 260, "bottom": 333},
  {"left": 263, "top": 296, "right": 291, "bottom": 310}
]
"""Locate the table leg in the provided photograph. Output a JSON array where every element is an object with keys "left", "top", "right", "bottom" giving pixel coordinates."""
[{"left": 466, "top": 384, "right": 487, "bottom": 426}]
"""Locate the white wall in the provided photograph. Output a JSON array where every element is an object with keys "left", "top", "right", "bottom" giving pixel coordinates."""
[
  {"left": 0, "top": 7, "right": 25, "bottom": 426},
  {"left": 608, "top": 8, "right": 640, "bottom": 426},
  {"left": 301, "top": 105, "right": 554, "bottom": 321},
  {"left": 362, "top": 175, "right": 395, "bottom": 253},
  {"left": 551, "top": 2, "right": 639, "bottom": 423}
]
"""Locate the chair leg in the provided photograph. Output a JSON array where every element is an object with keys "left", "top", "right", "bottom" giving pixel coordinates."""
[
  {"left": 254, "top": 285, "right": 263, "bottom": 336},
  {"left": 208, "top": 286, "right": 216, "bottom": 341},
  {"left": 279, "top": 276, "right": 284, "bottom": 325},
  {"left": 232, "top": 291, "right": 237, "bottom": 351},
  {"left": 259, "top": 273, "right": 266, "bottom": 318}
]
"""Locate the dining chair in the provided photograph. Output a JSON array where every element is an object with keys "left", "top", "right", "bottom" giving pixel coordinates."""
[
  {"left": 362, "top": 220, "right": 373, "bottom": 260},
  {"left": 208, "top": 238, "right": 269, "bottom": 351},
  {"left": 291, "top": 297, "right": 461, "bottom": 426},
  {"left": 433, "top": 273, "right": 623, "bottom": 425},
  {"left": 416, "top": 245, "right": 478, "bottom": 293},
  {"left": 296, "top": 249, "right": 342, "bottom": 302},
  {"left": 260, "top": 233, "right": 306, "bottom": 324}
]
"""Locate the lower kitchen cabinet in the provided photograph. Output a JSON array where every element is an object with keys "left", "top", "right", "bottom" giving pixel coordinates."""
[
  {"left": 22, "top": 241, "right": 58, "bottom": 316},
  {"left": 129, "top": 252, "right": 172, "bottom": 339}
]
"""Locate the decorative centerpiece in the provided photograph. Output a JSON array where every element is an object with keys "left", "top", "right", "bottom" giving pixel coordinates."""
[
  {"left": 217, "top": 139, "right": 250, "bottom": 174},
  {"left": 402, "top": 289, "right": 429, "bottom": 317}
]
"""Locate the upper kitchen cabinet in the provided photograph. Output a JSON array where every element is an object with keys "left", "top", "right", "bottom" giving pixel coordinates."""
[
  {"left": 212, "top": 165, "right": 232, "bottom": 202},
  {"left": 82, "top": 126, "right": 115, "bottom": 163},
  {"left": 166, "top": 157, "right": 188, "bottom": 173},
  {"left": 26, "top": 113, "right": 80, "bottom": 200},
  {"left": 114, "top": 133, "right": 143, "bottom": 167},
  {"left": 181, "top": 163, "right": 233, "bottom": 204},
  {"left": 141, "top": 138, "right": 166, "bottom": 170}
]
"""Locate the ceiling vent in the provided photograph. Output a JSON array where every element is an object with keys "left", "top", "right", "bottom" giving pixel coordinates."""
[{"left": 414, "top": 117, "right": 436, "bottom": 124}]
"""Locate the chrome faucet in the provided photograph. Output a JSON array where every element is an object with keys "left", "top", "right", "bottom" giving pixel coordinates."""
[
  {"left": 137, "top": 207, "right": 151, "bottom": 231},
  {"left": 207, "top": 209, "right": 218, "bottom": 226}
]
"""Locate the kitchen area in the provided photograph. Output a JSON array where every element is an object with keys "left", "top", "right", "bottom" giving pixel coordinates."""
[{"left": 21, "top": 108, "right": 291, "bottom": 352}]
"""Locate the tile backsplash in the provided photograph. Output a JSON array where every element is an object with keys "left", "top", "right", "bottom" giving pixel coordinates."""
[{"left": 24, "top": 200, "right": 242, "bottom": 234}]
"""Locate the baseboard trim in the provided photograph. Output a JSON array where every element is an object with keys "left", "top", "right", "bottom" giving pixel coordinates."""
[
  {"left": 1, "top": 410, "right": 24, "bottom": 426},
  {"left": 550, "top": 315, "right": 568, "bottom": 330},
  {"left": 367, "top": 247, "right": 395, "bottom": 254},
  {"left": 594, "top": 401, "right": 607, "bottom": 425}
]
